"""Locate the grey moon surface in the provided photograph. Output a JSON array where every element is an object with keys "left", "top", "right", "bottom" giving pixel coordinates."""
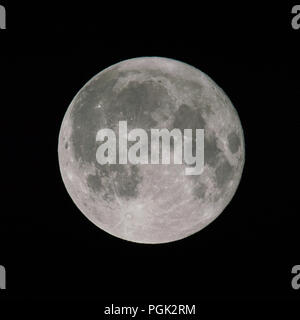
[{"left": 58, "top": 57, "right": 245, "bottom": 244}]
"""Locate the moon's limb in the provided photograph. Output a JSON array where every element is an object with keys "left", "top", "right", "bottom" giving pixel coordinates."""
[{"left": 58, "top": 57, "right": 245, "bottom": 244}]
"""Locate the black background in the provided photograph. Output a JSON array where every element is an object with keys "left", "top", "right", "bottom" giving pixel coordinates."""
[{"left": 0, "top": 0, "right": 299, "bottom": 312}]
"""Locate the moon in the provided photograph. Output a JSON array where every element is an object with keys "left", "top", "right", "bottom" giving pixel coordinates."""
[{"left": 58, "top": 57, "right": 245, "bottom": 244}]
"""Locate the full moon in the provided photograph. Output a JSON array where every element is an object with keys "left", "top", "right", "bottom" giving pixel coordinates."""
[{"left": 58, "top": 57, "right": 245, "bottom": 244}]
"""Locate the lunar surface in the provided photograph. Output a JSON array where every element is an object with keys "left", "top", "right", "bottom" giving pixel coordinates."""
[{"left": 58, "top": 57, "right": 245, "bottom": 244}]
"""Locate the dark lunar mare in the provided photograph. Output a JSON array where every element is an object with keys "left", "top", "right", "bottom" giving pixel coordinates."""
[{"left": 70, "top": 72, "right": 180, "bottom": 202}]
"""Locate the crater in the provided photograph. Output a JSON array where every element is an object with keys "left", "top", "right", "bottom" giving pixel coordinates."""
[
  {"left": 192, "top": 182, "right": 208, "bottom": 200},
  {"left": 204, "top": 133, "right": 221, "bottom": 167},
  {"left": 227, "top": 131, "right": 241, "bottom": 153},
  {"left": 87, "top": 173, "right": 102, "bottom": 192},
  {"left": 215, "top": 158, "right": 234, "bottom": 190},
  {"left": 112, "top": 164, "right": 143, "bottom": 200}
]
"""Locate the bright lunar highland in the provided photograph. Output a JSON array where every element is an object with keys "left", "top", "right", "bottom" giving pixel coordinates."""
[{"left": 58, "top": 57, "right": 245, "bottom": 244}]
